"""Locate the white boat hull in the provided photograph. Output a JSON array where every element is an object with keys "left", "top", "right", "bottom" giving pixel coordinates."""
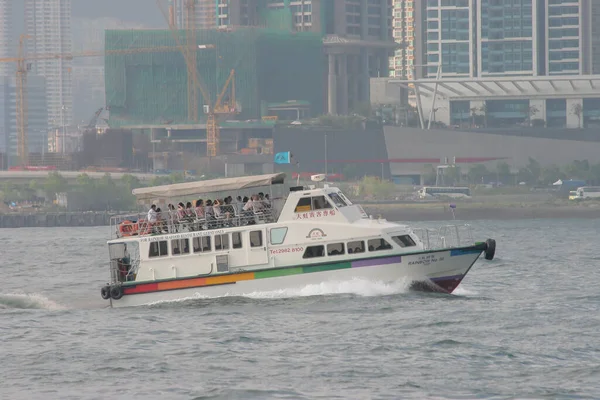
[{"left": 109, "top": 247, "right": 483, "bottom": 308}]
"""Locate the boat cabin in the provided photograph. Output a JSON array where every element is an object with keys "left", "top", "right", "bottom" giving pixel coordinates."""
[{"left": 107, "top": 173, "right": 425, "bottom": 285}]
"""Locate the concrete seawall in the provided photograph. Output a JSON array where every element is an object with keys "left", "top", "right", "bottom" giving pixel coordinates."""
[{"left": 0, "top": 212, "right": 115, "bottom": 228}]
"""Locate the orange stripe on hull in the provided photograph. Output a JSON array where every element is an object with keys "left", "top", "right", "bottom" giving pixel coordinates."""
[
  {"left": 157, "top": 277, "right": 207, "bottom": 291},
  {"left": 205, "top": 272, "right": 255, "bottom": 285}
]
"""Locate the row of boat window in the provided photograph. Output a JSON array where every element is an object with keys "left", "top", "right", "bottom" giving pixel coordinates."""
[
  {"left": 304, "top": 235, "right": 416, "bottom": 259},
  {"left": 148, "top": 230, "right": 264, "bottom": 258},
  {"left": 148, "top": 230, "right": 417, "bottom": 259}
]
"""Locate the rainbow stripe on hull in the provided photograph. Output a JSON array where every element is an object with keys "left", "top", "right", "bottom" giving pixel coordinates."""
[{"left": 119, "top": 244, "right": 484, "bottom": 299}]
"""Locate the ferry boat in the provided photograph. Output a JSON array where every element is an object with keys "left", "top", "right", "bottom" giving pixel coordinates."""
[{"left": 101, "top": 173, "right": 496, "bottom": 308}]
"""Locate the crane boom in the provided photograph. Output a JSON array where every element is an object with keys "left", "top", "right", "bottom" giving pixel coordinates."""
[
  {"left": 0, "top": 39, "right": 186, "bottom": 167},
  {"left": 156, "top": 0, "right": 239, "bottom": 158}
]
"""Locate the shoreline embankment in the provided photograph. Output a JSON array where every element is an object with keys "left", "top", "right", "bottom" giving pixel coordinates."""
[
  {"left": 1, "top": 202, "right": 599, "bottom": 228},
  {"left": 362, "top": 203, "right": 600, "bottom": 221}
]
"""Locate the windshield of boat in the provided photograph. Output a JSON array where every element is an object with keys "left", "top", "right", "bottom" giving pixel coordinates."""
[{"left": 328, "top": 192, "right": 348, "bottom": 208}]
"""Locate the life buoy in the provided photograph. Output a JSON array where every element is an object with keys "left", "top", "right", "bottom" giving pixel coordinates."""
[
  {"left": 119, "top": 220, "right": 139, "bottom": 237},
  {"left": 110, "top": 285, "right": 124, "bottom": 300},
  {"left": 101, "top": 286, "right": 111, "bottom": 300},
  {"left": 484, "top": 238, "right": 496, "bottom": 260}
]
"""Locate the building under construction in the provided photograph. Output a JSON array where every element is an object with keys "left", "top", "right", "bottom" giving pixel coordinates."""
[{"left": 104, "top": 28, "right": 325, "bottom": 127}]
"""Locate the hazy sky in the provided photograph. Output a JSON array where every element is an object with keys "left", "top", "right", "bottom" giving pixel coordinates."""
[{"left": 71, "top": 0, "right": 164, "bottom": 26}]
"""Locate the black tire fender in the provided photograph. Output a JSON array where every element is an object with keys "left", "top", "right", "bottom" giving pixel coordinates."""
[
  {"left": 100, "top": 286, "right": 111, "bottom": 300},
  {"left": 110, "top": 285, "right": 124, "bottom": 300},
  {"left": 485, "top": 239, "right": 496, "bottom": 261}
]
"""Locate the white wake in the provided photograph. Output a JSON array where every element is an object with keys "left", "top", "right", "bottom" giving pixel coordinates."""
[{"left": 0, "top": 293, "right": 65, "bottom": 310}]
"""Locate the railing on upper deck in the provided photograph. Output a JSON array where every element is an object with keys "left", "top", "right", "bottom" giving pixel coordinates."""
[
  {"left": 411, "top": 224, "right": 474, "bottom": 250},
  {"left": 110, "top": 199, "right": 284, "bottom": 240}
]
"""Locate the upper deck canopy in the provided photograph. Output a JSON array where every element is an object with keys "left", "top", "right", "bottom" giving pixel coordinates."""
[{"left": 132, "top": 173, "right": 286, "bottom": 203}]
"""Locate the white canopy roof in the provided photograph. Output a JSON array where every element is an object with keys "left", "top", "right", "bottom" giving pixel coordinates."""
[
  {"left": 132, "top": 173, "right": 286, "bottom": 203},
  {"left": 390, "top": 75, "right": 600, "bottom": 100}
]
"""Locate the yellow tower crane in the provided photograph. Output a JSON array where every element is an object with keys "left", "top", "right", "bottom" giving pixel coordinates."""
[
  {"left": 157, "top": 0, "right": 238, "bottom": 157},
  {"left": 0, "top": 35, "right": 185, "bottom": 166}
]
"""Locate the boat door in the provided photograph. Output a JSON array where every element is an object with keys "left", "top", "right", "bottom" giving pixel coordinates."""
[{"left": 246, "top": 228, "right": 268, "bottom": 266}]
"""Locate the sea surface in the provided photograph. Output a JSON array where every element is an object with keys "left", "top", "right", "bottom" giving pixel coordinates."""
[{"left": 1, "top": 219, "right": 599, "bottom": 400}]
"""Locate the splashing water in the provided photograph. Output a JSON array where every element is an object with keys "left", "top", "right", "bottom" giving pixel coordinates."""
[
  {"left": 145, "top": 277, "right": 413, "bottom": 307},
  {"left": 240, "top": 277, "right": 413, "bottom": 299},
  {"left": 0, "top": 293, "right": 65, "bottom": 311}
]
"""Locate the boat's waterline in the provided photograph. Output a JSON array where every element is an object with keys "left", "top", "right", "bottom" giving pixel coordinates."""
[{"left": 110, "top": 246, "right": 483, "bottom": 308}]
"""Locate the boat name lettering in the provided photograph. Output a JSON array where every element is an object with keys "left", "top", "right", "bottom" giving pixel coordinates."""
[
  {"left": 408, "top": 254, "right": 444, "bottom": 266},
  {"left": 139, "top": 230, "right": 226, "bottom": 243},
  {"left": 295, "top": 210, "right": 336, "bottom": 220},
  {"left": 269, "top": 247, "right": 304, "bottom": 255}
]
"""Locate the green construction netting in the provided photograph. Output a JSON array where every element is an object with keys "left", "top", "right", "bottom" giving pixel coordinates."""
[{"left": 104, "top": 28, "right": 324, "bottom": 128}]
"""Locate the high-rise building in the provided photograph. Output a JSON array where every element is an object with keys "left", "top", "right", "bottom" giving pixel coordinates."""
[
  {"left": 543, "top": 0, "right": 598, "bottom": 75},
  {"left": 25, "top": 0, "right": 73, "bottom": 129},
  {"left": 416, "top": 0, "right": 600, "bottom": 79},
  {"left": 0, "top": 76, "right": 48, "bottom": 167},
  {"left": 183, "top": 0, "right": 395, "bottom": 115},
  {"left": 478, "top": 0, "right": 536, "bottom": 76},
  {"left": 590, "top": 1, "right": 600, "bottom": 74},
  {"left": 424, "top": 0, "right": 474, "bottom": 78},
  {"left": 0, "top": 0, "right": 12, "bottom": 77},
  {"left": 390, "top": 0, "right": 417, "bottom": 79}
]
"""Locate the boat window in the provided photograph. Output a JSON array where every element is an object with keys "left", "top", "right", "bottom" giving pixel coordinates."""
[
  {"left": 232, "top": 232, "right": 243, "bottom": 249},
  {"left": 327, "top": 243, "right": 345, "bottom": 256},
  {"left": 295, "top": 197, "right": 312, "bottom": 212},
  {"left": 328, "top": 193, "right": 347, "bottom": 208},
  {"left": 250, "top": 230, "right": 263, "bottom": 247},
  {"left": 392, "top": 235, "right": 416, "bottom": 248},
  {"left": 171, "top": 239, "right": 190, "bottom": 256},
  {"left": 215, "top": 234, "right": 229, "bottom": 251},
  {"left": 193, "top": 236, "right": 211, "bottom": 253},
  {"left": 269, "top": 227, "right": 288, "bottom": 245},
  {"left": 368, "top": 238, "right": 392, "bottom": 252},
  {"left": 347, "top": 240, "right": 365, "bottom": 254},
  {"left": 149, "top": 240, "right": 168, "bottom": 258},
  {"left": 312, "top": 195, "right": 332, "bottom": 210},
  {"left": 303, "top": 245, "right": 325, "bottom": 259}
]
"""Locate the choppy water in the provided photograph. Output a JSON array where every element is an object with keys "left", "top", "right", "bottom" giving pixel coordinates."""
[{"left": 1, "top": 219, "right": 600, "bottom": 399}]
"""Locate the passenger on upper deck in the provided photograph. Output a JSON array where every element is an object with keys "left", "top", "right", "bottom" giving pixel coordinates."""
[
  {"left": 195, "top": 199, "right": 204, "bottom": 218},
  {"left": 147, "top": 204, "right": 157, "bottom": 225},
  {"left": 155, "top": 207, "right": 167, "bottom": 233},
  {"left": 205, "top": 200, "right": 214, "bottom": 219}
]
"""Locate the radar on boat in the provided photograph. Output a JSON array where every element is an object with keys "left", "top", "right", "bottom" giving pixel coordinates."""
[{"left": 311, "top": 174, "right": 326, "bottom": 182}]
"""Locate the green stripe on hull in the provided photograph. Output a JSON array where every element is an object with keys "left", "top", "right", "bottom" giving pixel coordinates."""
[
  {"left": 254, "top": 267, "right": 304, "bottom": 279},
  {"left": 303, "top": 262, "right": 351, "bottom": 274}
]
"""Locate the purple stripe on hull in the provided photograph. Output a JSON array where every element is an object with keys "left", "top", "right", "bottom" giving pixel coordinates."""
[
  {"left": 351, "top": 256, "right": 402, "bottom": 268},
  {"left": 429, "top": 274, "right": 464, "bottom": 293}
]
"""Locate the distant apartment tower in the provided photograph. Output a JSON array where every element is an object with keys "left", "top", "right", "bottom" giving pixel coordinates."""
[
  {"left": 0, "top": 0, "right": 12, "bottom": 77},
  {"left": 591, "top": 1, "right": 600, "bottom": 74},
  {"left": 184, "top": 0, "right": 395, "bottom": 115},
  {"left": 544, "top": 0, "right": 600, "bottom": 75},
  {"left": 390, "top": 0, "right": 429, "bottom": 79},
  {"left": 477, "top": 0, "right": 537, "bottom": 77},
  {"left": 25, "top": 0, "right": 73, "bottom": 129},
  {"left": 418, "top": 0, "right": 600, "bottom": 79},
  {"left": 0, "top": 76, "right": 48, "bottom": 167}
]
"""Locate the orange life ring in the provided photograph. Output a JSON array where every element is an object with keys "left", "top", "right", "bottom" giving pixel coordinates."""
[{"left": 119, "top": 220, "right": 139, "bottom": 237}]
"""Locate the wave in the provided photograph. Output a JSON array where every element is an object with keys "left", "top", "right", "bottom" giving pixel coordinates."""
[{"left": 0, "top": 293, "right": 65, "bottom": 310}]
